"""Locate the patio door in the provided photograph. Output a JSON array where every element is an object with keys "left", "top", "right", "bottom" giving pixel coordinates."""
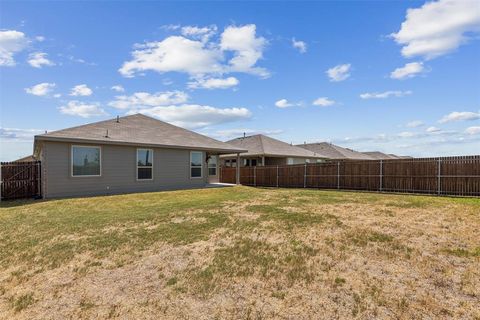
[{"left": 208, "top": 155, "right": 219, "bottom": 183}]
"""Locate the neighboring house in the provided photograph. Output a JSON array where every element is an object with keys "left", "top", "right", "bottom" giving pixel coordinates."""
[
  {"left": 33, "top": 114, "right": 246, "bottom": 198},
  {"left": 297, "top": 142, "right": 375, "bottom": 160},
  {"left": 363, "top": 151, "right": 402, "bottom": 160},
  {"left": 13, "top": 155, "right": 36, "bottom": 162},
  {"left": 220, "top": 134, "right": 325, "bottom": 167}
]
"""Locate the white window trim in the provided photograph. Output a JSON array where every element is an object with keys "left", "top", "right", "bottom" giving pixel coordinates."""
[
  {"left": 208, "top": 155, "right": 217, "bottom": 176},
  {"left": 71, "top": 145, "right": 102, "bottom": 177},
  {"left": 136, "top": 148, "right": 154, "bottom": 181},
  {"left": 190, "top": 151, "right": 203, "bottom": 179}
]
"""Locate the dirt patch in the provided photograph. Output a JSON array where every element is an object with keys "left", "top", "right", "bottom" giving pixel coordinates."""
[{"left": 1, "top": 187, "right": 479, "bottom": 319}]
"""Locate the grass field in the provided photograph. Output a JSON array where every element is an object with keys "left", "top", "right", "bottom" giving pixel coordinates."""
[{"left": 0, "top": 186, "right": 479, "bottom": 319}]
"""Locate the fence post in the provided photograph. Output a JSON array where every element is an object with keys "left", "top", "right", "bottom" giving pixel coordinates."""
[
  {"left": 337, "top": 161, "right": 340, "bottom": 189},
  {"left": 304, "top": 163, "right": 307, "bottom": 188},
  {"left": 276, "top": 165, "right": 279, "bottom": 188},
  {"left": 437, "top": 158, "right": 441, "bottom": 195},
  {"left": 254, "top": 166, "right": 256, "bottom": 187},
  {"left": 379, "top": 160, "right": 383, "bottom": 192}
]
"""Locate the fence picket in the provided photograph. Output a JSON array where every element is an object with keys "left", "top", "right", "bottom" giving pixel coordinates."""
[{"left": 220, "top": 156, "right": 480, "bottom": 197}]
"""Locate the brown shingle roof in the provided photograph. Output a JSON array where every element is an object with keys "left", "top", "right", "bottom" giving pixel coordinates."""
[
  {"left": 297, "top": 142, "right": 374, "bottom": 160},
  {"left": 34, "top": 114, "right": 246, "bottom": 153},
  {"left": 363, "top": 151, "right": 400, "bottom": 160},
  {"left": 222, "top": 135, "right": 325, "bottom": 158}
]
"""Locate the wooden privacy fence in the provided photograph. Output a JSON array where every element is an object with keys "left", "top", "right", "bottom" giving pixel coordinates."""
[
  {"left": 220, "top": 156, "right": 480, "bottom": 197},
  {"left": 1, "top": 161, "right": 42, "bottom": 200}
]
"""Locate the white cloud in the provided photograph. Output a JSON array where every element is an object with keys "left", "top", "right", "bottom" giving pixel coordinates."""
[
  {"left": 275, "top": 99, "right": 295, "bottom": 108},
  {"left": 209, "top": 128, "right": 283, "bottom": 140},
  {"left": 70, "top": 84, "right": 93, "bottom": 96},
  {"left": 465, "top": 126, "right": 480, "bottom": 135},
  {"left": 0, "top": 30, "right": 29, "bottom": 66},
  {"left": 59, "top": 101, "right": 107, "bottom": 118},
  {"left": 119, "top": 24, "right": 268, "bottom": 79},
  {"left": 25, "top": 82, "right": 56, "bottom": 96},
  {"left": 111, "top": 85, "right": 125, "bottom": 92},
  {"left": 312, "top": 97, "right": 335, "bottom": 107},
  {"left": 0, "top": 127, "right": 45, "bottom": 141},
  {"left": 132, "top": 104, "right": 252, "bottom": 129},
  {"left": 398, "top": 131, "right": 416, "bottom": 138},
  {"left": 181, "top": 25, "right": 217, "bottom": 42},
  {"left": 220, "top": 24, "right": 269, "bottom": 77},
  {"left": 391, "top": 0, "right": 480, "bottom": 59},
  {"left": 27, "top": 52, "right": 54, "bottom": 68},
  {"left": 119, "top": 36, "right": 223, "bottom": 77},
  {"left": 426, "top": 126, "right": 441, "bottom": 133},
  {"left": 187, "top": 76, "right": 239, "bottom": 90},
  {"left": 360, "top": 90, "right": 412, "bottom": 99},
  {"left": 35, "top": 36, "right": 45, "bottom": 42},
  {"left": 326, "top": 64, "right": 351, "bottom": 82},
  {"left": 390, "top": 62, "right": 424, "bottom": 79},
  {"left": 109, "top": 91, "right": 189, "bottom": 109},
  {"left": 292, "top": 38, "right": 307, "bottom": 53},
  {"left": 406, "top": 120, "right": 424, "bottom": 128},
  {"left": 439, "top": 111, "right": 480, "bottom": 123}
]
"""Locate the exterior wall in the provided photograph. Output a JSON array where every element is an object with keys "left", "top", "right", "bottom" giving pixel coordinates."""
[{"left": 42, "top": 141, "right": 208, "bottom": 198}]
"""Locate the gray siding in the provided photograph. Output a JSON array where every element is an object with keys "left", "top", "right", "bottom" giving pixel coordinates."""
[{"left": 43, "top": 141, "right": 208, "bottom": 198}]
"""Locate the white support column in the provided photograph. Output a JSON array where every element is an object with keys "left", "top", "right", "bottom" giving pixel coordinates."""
[
  {"left": 236, "top": 153, "right": 240, "bottom": 185},
  {"left": 262, "top": 156, "right": 265, "bottom": 166}
]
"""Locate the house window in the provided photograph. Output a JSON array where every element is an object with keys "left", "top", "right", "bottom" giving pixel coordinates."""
[
  {"left": 231, "top": 159, "right": 237, "bottom": 168},
  {"left": 137, "top": 149, "right": 153, "bottom": 180},
  {"left": 287, "top": 158, "right": 294, "bottom": 165},
  {"left": 208, "top": 156, "right": 217, "bottom": 176},
  {"left": 251, "top": 159, "right": 257, "bottom": 166},
  {"left": 72, "top": 146, "right": 101, "bottom": 177},
  {"left": 190, "top": 151, "right": 203, "bottom": 178}
]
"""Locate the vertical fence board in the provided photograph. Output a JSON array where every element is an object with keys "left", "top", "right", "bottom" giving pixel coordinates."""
[
  {"left": 1, "top": 161, "right": 42, "bottom": 200},
  {"left": 220, "top": 155, "right": 480, "bottom": 196}
]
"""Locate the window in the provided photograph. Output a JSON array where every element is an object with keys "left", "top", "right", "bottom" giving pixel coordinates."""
[
  {"left": 208, "top": 156, "right": 217, "bottom": 176},
  {"left": 137, "top": 149, "right": 153, "bottom": 180},
  {"left": 72, "top": 146, "right": 101, "bottom": 177},
  {"left": 190, "top": 151, "right": 203, "bottom": 178},
  {"left": 251, "top": 159, "right": 257, "bottom": 166},
  {"left": 287, "top": 158, "right": 294, "bottom": 165},
  {"left": 231, "top": 159, "right": 237, "bottom": 168}
]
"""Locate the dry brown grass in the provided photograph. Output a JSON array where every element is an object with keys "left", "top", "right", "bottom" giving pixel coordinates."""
[{"left": 0, "top": 186, "right": 479, "bottom": 319}]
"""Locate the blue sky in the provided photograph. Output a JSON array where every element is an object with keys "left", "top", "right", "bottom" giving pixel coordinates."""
[{"left": 1, "top": 0, "right": 479, "bottom": 161}]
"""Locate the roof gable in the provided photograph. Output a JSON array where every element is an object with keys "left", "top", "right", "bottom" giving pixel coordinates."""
[{"left": 225, "top": 134, "right": 324, "bottom": 158}]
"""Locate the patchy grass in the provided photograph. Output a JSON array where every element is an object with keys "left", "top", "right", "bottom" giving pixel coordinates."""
[{"left": 0, "top": 186, "right": 479, "bottom": 319}]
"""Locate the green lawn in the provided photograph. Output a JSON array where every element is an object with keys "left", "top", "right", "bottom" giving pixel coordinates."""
[{"left": 0, "top": 187, "right": 479, "bottom": 319}]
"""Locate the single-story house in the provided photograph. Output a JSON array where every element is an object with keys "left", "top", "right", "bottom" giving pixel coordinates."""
[
  {"left": 362, "top": 151, "right": 405, "bottom": 160},
  {"left": 33, "top": 114, "right": 246, "bottom": 198},
  {"left": 220, "top": 134, "right": 326, "bottom": 167},
  {"left": 13, "top": 155, "right": 37, "bottom": 162},
  {"left": 296, "top": 142, "right": 375, "bottom": 160}
]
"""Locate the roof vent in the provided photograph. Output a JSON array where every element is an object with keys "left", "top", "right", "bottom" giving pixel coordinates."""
[
  {"left": 116, "top": 115, "right": 120, "bottom": 123},
  {"left": 105, "top": 129, "right": 109, "bottom": 138}
]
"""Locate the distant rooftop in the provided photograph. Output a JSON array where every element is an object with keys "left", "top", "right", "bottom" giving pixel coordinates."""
[
  {"left": 223, "top": 134, "right": 325, "bottom": 158},
  {"left": 297, "top": 142, "right": 374, "bottom": 160}
]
